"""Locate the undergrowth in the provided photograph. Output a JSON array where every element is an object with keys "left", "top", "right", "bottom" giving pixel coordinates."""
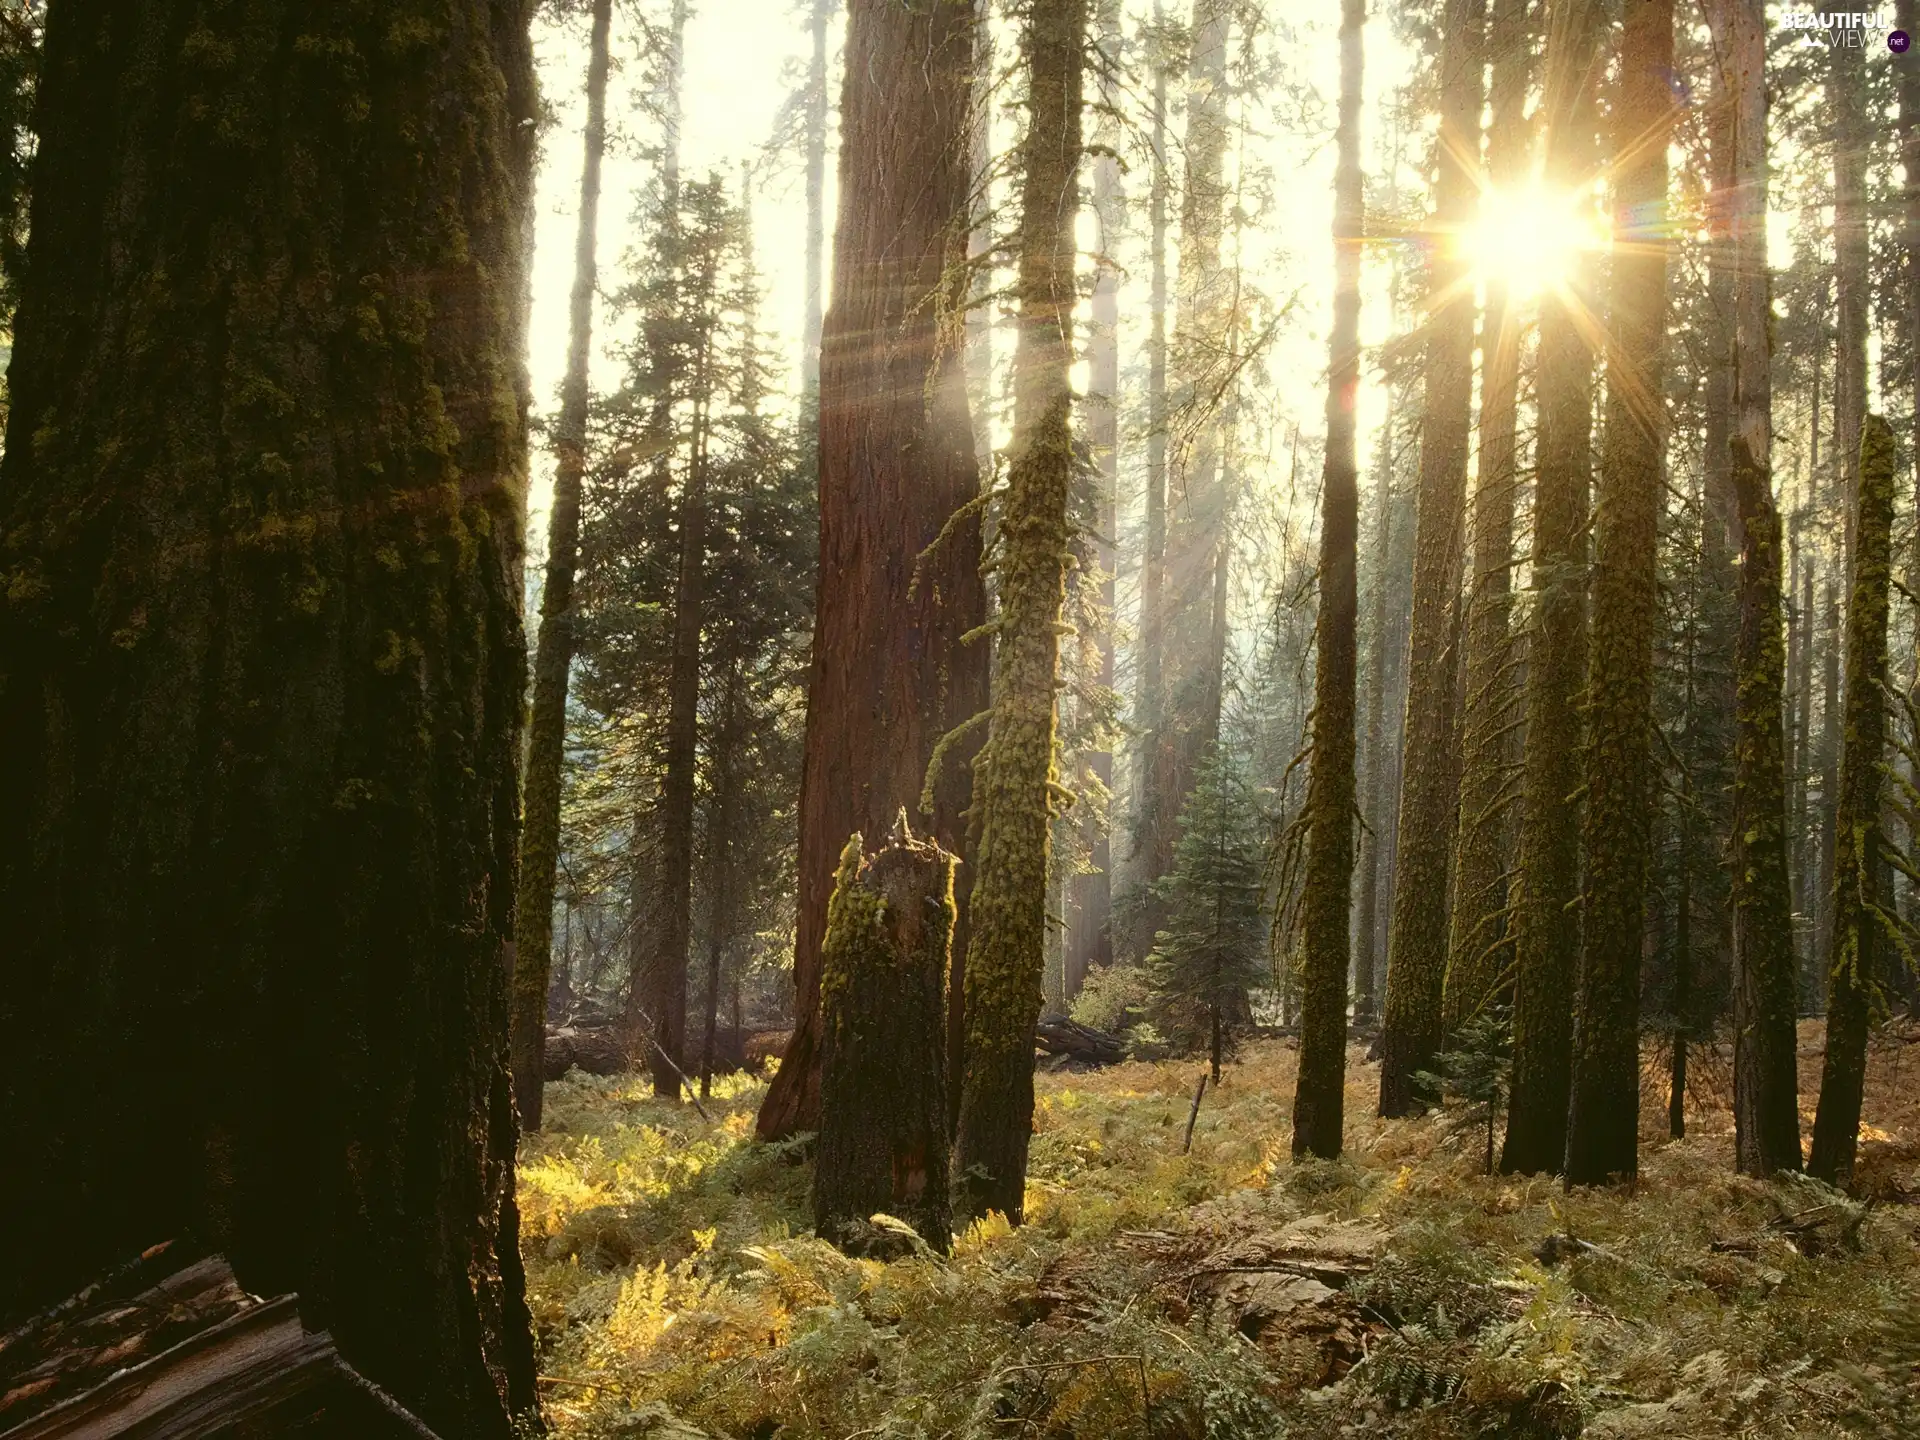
[{"left": 519, "top": 1029, "right": 1920, "bottom": 1438}]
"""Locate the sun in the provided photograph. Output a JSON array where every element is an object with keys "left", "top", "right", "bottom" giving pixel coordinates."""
[{"left": 1459, "top": 184, "right": 1607, "bottom": 303}]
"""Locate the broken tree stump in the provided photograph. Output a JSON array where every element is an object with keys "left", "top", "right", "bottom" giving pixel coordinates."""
[{"left": 812, "top": 816, "right": 955, "bottom": 1255}]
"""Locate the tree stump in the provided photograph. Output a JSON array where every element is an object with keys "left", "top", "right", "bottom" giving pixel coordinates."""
[{"left": 813, "top": 815, "right": 955, "bottom": 1254}]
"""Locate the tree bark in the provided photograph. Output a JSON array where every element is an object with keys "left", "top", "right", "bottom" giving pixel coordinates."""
[
  {"left": 514, "top": 0, "right": 614, "bottom": 1133},
  {"left": 1292, "top": 0, "right": 1365, "bottom": 1162},
  {"left": 1067, "top": 0, "right": 1122, "bottom": 995},
  {"left": 952, "top": 0, "right": 1084, "bottom": 1226},
  {"left": 813, "top": 823, "right": 955, "bottom": 1253},
  {"left": 1442, "top": 0, "right": 1529, "bottom": 1038},
  {"left": 1353, "top": 386, "right": 1397, "bottom": 1025},
  {"left": 0, "top": 0, "right": 539, "bottom": 1430},
  {"left": 1810, "top": 416, "right": 1897, "bottom": 1188},
  {"left": 801, "top": 0, "right": 831, "bottom": 398},
  {"left": 1501, "top": 0, "right": 1602, "bottom": 1176},
  {"left": 1378, "top": 0, "right": 1482, "bottom": 1118},
  {"left": 635, "top": 230, "right": 722, "bottom": 1099},
  {"left": 1128, "top": 0, "right": 1170, "bottom": 953},
  {"left": 1564, "top": 0, "right": 1672, "bottom": 1188},
  {"left": 757, "top": 0, "right": 988, "bottom": 1142},
  {"left": 1707, "top": 0, "right": 1803, "bottom": 1179}
]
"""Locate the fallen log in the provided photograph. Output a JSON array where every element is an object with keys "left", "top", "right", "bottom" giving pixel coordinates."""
[
  {"left": 541, "top": 1023, "right": 791, "bottom": 1082},
  {"left": 1034, "top": 1015, "right": 1128, "bottom": 1069}
]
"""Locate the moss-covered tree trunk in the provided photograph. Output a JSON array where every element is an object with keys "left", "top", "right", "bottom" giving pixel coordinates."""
[
  {"left": 1832, "top": 30, "right": 1869, "bottom": 573},
  {"left": 1501, "top": 0, "right": 1601, "bottom": 1176},
  {"left": 814, "top": 823, "right": 956, "bottom": 1252},
  {"left": 1292, "top": 0, "right": 1364, "bottom": 1162},
  {"left": 1442, "top": 0, "right": 1528, "bottom": 1038},
  {"left": 952, "top": 0, "right": 1083, "bottom": 1226},
  {"left": 1378, "top": 0, "right": 1481, "bottom": 1118},
  {"left": 0, "top": 1, "right": 538, "bottom": 1430},
  {"left": 514, "top": 0, "right": 614, "bottom": 1133},
  {"left": 1710, "top": 0, "right": 1802, "bottom": 1179},
  {"left": 1563, "top": 0, "right": 1672, "bottom": 1187},
  {"left": 1810, "top": 415, "right": 1897, "bottom": 1188},
  {"left": 757, "top": 0, "right": 988, "bottom": 1142}
]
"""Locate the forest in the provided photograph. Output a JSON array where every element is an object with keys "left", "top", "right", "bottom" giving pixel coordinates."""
[{"left": 0, "top": 0, "right": 1917, "bottom": 1435}]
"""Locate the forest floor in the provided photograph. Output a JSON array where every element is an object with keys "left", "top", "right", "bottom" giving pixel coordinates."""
[{"left": 517, "top": 1022, "right": 1920, "bottom": 1439}]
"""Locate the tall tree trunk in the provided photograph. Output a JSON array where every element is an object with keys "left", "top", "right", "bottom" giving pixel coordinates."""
[
  {"left": 813, "top": 824, "right": 956, "bottom": 1252},
  {"left": 1501, "top": 0, "right": 1602, "bottom": 1175},
  {"left": 1810, "top": 416, "right": 1897, "bottom": 1187},
  {"left": 700, "top": 663, "right": 743, "bottom": 1102},
  {"left": 801, "top": 0, "right": 831, "bottom": 397},
  {"left": 1353, "top": 386, "right": 1397, "bottom": 1024},
  {"left": 1129, "top": 0, "right": 1170, "bottom": 952},
  {"left": 514, "top": 0, "right": 614, "bottom": 1133},
  {"left": 757, "top": 0, "right": 989, "bottom": 1141},
  {"left": 1137, "top": 0, "right": 1230, "bottom": 947},
  {"left": 1833, "top": 32, "right": 1869, "bottom": 572},
  {"left": 1292, "top": 0, "right": 1365, "bottom": 1162},
  {"left": 1709, "top": 0, "right": 1803, "bottom": 1179},
  {"left": 0, "top": 0, "right": 539, "bottom": 1429},
  {"left": 1067, "top": 0, "right": 1122, "bottom": 994},
  {"left": 1378, "top": 0, "right": 1482, "bottom": 1118},
  {"left": 1564, "top": 0, "right": 1673, "bottom": 1187},
  {"left": 1819, "top": 583, "right": 1841, "bottom": 1006},
  {"left": 1442, "top": 0, "right": 1528, "bottom": 1038},
  {"left": 636, "top": 245, "right": 721, "bottom": 1099},
  {"left": 953, "top": 0, "right": 1084, "bottom": 1226}
]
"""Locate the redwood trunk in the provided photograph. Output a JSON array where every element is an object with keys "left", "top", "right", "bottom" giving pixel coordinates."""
[
  {"left": 758, "top": 0, "right": 988, "bottom": 1141},
  {"left": 0, "top": 1, "right": 539, "bottom": 1429}
]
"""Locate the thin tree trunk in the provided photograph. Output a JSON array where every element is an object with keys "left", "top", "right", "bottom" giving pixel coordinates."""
[
  {"left": 1378, "top": 0, "right": 1482, "bottom": 1118},
  {"left": 1068, "top": 0, "right": 1122, "bottom": 994},
  {"left": 757, "top": 0, "right": 988, "bottom": 1142},
  {"left": 0, "top": 0, "right": 539, "bottom": 1426},
  {"left": 513, "top": 0, "right": 614, "bottom": 1133},
  {"left": 1502, "top": 0, "right": 1602, "bottom": 1175},
  {"left": 1353, "top": 386, "right": 1396, "bottom": 1025},
  {"left": 1707, "top": 0, "right": 1803, "bottom": 1179},
  {"left": 1442, "top": 0, "right": 1528, "bottom": 1038},
  {"left": 801, "top": 0, "right": 831, "bottom": 397},
  {"left": 700, "top": 664, "right": 744, "bottom": 1102},
  {"left": 1564, "top": 0, "right": 1673, "bottom": 1188},
  {"left": 1292, "top": 0, "right": 1364, "bottom": 1162},
  {"left": 1833, "top": 31, "right": 1869, "bottom": 572},
  {"left": 1129, "top": 0, "right": 1170, "bottom": 955},
  {"left": 1810, "top": 416, "right": 1897, "bottom": 1187},
  {"left": 953, "top": 0, "right": 1084, "bottom": 1226}
]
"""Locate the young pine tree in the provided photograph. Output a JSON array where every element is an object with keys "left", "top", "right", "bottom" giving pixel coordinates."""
[{"left": 1148, "top": 745, "right": 1267, "bottom": 1082}]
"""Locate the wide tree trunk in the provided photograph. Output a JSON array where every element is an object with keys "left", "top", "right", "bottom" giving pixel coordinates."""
[
  {"left": 952, "top": 0, "right": 1084, "bottom": 1226},
  {"left": 1292, "top": 0, "right": 1365, "bottom": 1163},
  {"left": 1710, "top": 0, "right": 1802, "bottom": 1179},
  {"left": 757, "top": 0, "right": 989, "bottom": 1142},
  {"left": 1501, "top": 0, "right": 1602, "bottom": 1176},
  {"left": 0, "top": 1, "right": 539, "bottom": 1432},
  {"left": 514, "top": 0, "right": 614, "bottom": 1133},
  {"left": 1378, "top": 0, "right": 1482, "bottom": 1118},
  {"left": 1441, "top": 0, "right": 1529, "bottom": 1038},
  {"left": 1810, "top": 416, "right": 1897, "bottom": 1187},
  {"left": 1565, "top": 0, "right": 1673, "bottom": 1188},
  {"left": 814, "top": 824, "right": 955, "bottom": 1252}
]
